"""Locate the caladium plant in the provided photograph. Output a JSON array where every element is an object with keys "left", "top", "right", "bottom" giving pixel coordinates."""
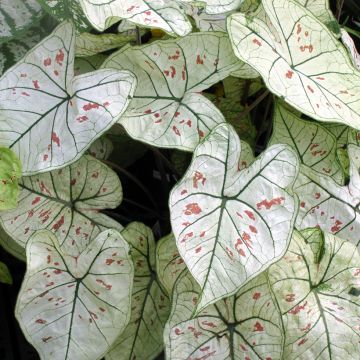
[{"left": 0, "top": 1, "right": 360, "bottom": 360}]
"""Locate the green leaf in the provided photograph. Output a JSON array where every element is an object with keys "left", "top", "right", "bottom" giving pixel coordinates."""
[
  {"left": 0, "top": 21, "right": 136, "bottom": 175},
  {"left": 106, "top": 222, "right": 170, "bottom": 360},
  {"left": 228, "top": 0, "right": 360, "bottom": 129},
  {"left": 103, "top": 33, "right": 257, "bottom": 151},
  {"left": 0, "top": 147, "right": 22, "bottom": 210},
  {"left": 16, "top": 229, "right": 133, "bottom": 360},
  {"left": 269, "top": 229, "right": 360, "bottom": 358},
  {"left": 165, "top": 269, "right": 284, "bottom": 360},
  {"left": 0, "top": 261, "right": 12, "bottom": 284},
  {"left": 170, "top": 123, "right": 299, "bottom": 311},
  {"left": 75, "top": 32, "right": 135, "bottom": 57},
  {"left": 294, "top": 144, "right": 360, "bottom": 249},
  {"left": 87, "top": 135, "right": 113, "bottom": 160},
  {"left": 0, "top": 155, "right": 123, "bottom": 260},
  {"left": 78, "top": 0, "right": 192, "bottom": 35},
  {"left": 38, "top": 0, "right": 90, "bottom": 32},
  {"left": 0, "top": 0, "right": 43, "bottom": 44},
  {"left": 74, "top": 54, "right": 107, "bottom": 76},
  {"left": 269, "top": 101, "right": 344, "bottom": 183}
]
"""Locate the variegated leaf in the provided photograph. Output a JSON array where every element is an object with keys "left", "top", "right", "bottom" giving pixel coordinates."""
[
  {"left": 103, "top": 33, "right": 257, "bottom": 150},
  {"left": 294, "top": 144, "right": 360, "bottom": 249},
  {"left": 16, "top": 229, "right": 133, "bottom": 360},
  {"left": 170, "top": 123, "right": 299, "bottom": 310},
  {"left": 184, "top": 0, "right": 242, "bottom": 14},
  {"left": 106, "top": 222, "right": 170, "bottom": 360},
  {"left": 87, "top": 136, "right": 113, "bottom": 160},
  {"left": 78, "top": 0, "right": 192, "bottom": 35},
  {"left": 0, "top": 147, "right": 22, "bottom": 210},
  {"left": 165, "top": 269, "right": 284, "bottom": 360},
  {"left": 0, "top": 155, "right": 123, "bottom": 260},
  {"left": 228, "top": 0, "right": 360, "bottom": 129},
  {"left": 38, "top": 0, "right": 90, "bottom": 31},
  {"left": 0, "top": 261, "right": 12, "bottom": 284},
  {"left": 0, "top": 0, "right": 42, "bottom": 44},
  {"left": 0, "top": 21, "right": 136, "bottom": 175},
  {"left": 341, "top": 29, "right": 360, "bottom": 70},
  {"left": 269, "top": 101, "right": 344, "bottom": 183},
  {"left": 75, "top": 32, "right": 135, "bottom": 57},
  {"left": 74, "top": 55, "right": 107, "bottom": 76},
  {"left": 269, "top": 229, "right": 360, "bottom": 359}
]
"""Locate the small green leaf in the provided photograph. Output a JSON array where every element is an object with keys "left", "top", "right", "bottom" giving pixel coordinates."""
[
  {"left": 170, "top": 123, "right": 299, "bottom": 310},
  {"left": 0, "top": 261, "right": 12, "bottom": 284},
  {"left": 0, "top": 147, "right": 22, "bottom": 210},
  {"left": 16, "top": 229, "right": 134, "bottom": 360}
]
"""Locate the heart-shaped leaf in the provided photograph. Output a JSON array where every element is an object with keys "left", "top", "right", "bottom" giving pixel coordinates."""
[
  {"left": 0, "top": 147, "right": 22, "bottom": 210},
  {"left": 78, "top": 0, "right": 192, "bottom": 35},
  {"left": 269, "top": 229, "right": 360, "bottom": 358},
  {"left": 103, "top": 33, "right": 257, "bottom": 150},
  {"left": 170, "top": 123, "right": 299, "bottom": 310},
  {"left": 269, "top": 101, "right": 344, "bottom": 183},
  {"left": 106, "top": 222, "right": 170, "bottom": 360},
  {"left": 294, "top": 144, "right": 360, "bottom": 249},
  {"left": 165, "top": 269, "right": 283, "bottom": 360},
  {"left": 0, "top": 261, "right": 12, "bottom": 285},
  {"left": 16, "top": 229, "right": 134, "bottom": 360},
  {"left": 228, "top": 0, "right": 360, "bottom": 129},
  {"left": 0, "top": 0, "right": 42, "bottom": 44},
  {"left": 0, "top": 21, "right": 136, "bottom": 175},
  {"left": 38, "top": 0, "right": 90, "bottom": 32},
  {"left": 0, "top": 155, "right": 123, "bottom": 260}
]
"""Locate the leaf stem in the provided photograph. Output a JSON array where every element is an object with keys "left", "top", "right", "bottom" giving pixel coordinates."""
[{"left": 237, "top": 90, "right": 270, "bottom": 120}]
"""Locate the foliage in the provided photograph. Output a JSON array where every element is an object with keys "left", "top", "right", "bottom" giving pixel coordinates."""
[{"left": 0, "top": 0, "right": 360, "bottom": 359}]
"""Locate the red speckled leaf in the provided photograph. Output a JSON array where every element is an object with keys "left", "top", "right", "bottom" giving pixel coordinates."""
[
  {"left": 269, "top": 229, "right": 360, "bottom": 359},
  {"left": 15, "top": 229, "right": 133, "bottom": 360},
  {"left": 170, "top": 123, "right": 299, "bottom": 311},
  {"left": 106, "top": 222, "right": 170, "bottom": 360},
  {"left": 0, "top": 21, "right": 136, "bottom": 175},
  {"left": 0, "top": 155, "right": 122, "bottom": 260},
  {"left": 102, "top": 32, "right": 257, "bottom": 150}
]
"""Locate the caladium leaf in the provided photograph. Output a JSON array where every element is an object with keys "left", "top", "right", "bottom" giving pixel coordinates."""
[
  {"left": 165, "top": 269, "right": 284, "bottom": 360},
  {"left": 74, "top": 55, "right": 107, "bottom": 76},
  {"left": 294, "top": 144, "right": 360, "bottom": 249},
  {"left": 0, "top": 147, "right": 22, "bottom": 210},
  {"left": 0, "top": 155, "right": 123, "bottom": 260},
  {"left": 38, "top": 0, "right": 90, "bottom": 32},
  {"left": 103, "top": 33, "right": 257, "bottom": 150},
  {"left": 78, "top": 0, "right": 192, "bottom": 35},
  {"left": 106, "top": 222, "right": 170, "bottom": 360},
  {"left": 341, "top": 29, "right": 360, "bottom": 70},
  {"left": 0, "top": 0, "right": 42, "bottom": 44},
  {"left": 184, "top": 0, "right": 242, "bottom": 14},
  {"left": 269, "top": 229, "right": 360, "bottom": 358},
  {"left": 228, "top": 0, "right": 360, "bottom": 129},
  {"left": 170, "top": 123, "right": 299, "bottom": 311},
  {"left": 156, "top": 233, "right": 187, "bottom": 297},
  {"left": 0, "top": 261, "right": 12, "bottom": 284},
  {"left": 269, "top": 101, "right": 344, "bottom": 183},
  {"left": 87, "top": 136, "right": 113, "bottom": 160},
  {"left": 0, "top": 21, "right": 136, "bottom": 175},
  {"left": 16, "top": 229, "right": 133, "bottom": 360},
  {"left": 75, "top": 32, "right": 135, "bottom": 57}
]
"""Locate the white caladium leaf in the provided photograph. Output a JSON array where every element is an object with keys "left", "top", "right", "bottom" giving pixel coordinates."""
[
  {"left": 75, "top": 32, "right": 135, "bottom": 57},
  {"left": 16, "top": 229, "right": 133, "bottom": 360},
  {"left": 156, "top": 233, "right": 187, "bottom": 297},
  {"left": 228, "top": 0, "right": 360, "bottom": 129},
  {"left": 341, "top": 29, "right": 360, "bottom": 70},
  {"left": 103, "top": 33, "right": 257, "bottom": 150},
  {"left": 170, "top": 123, "right": 299, "bottom": 310},
  {"left": 166, "top": 269, "right": 283, "bottom": 360},
  {"left": 269, "top": 229, "right": 360, "bottom": 359},
  {"left": 0, "top": 21, "right": 136, "bottom": 175},
  {"left": 294, "top": 144, "right": 360, "bottom": 249},
  {"left": 184, "top": 0, "right": 242, "bottom": 14},
  {"left": 78, "top": 0, "right": 192, "bottom": 35},
  {"left": 87, "top": 136, "right": 113, "bottom": 160},
  {"left": 0, "top": 155, "right": 123, "bottom": 260},
  {"left": 0, "top": 0, "right": 42, "bottom": 44},
  {"left": 269, "top": 101, "right": 344, "bottom": 183},
  {"left": 106, "top": 222, "right": 170, "bottom": 360},
  {"left": 38, "top": 0, "right": 90, "bottom": 31}
]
